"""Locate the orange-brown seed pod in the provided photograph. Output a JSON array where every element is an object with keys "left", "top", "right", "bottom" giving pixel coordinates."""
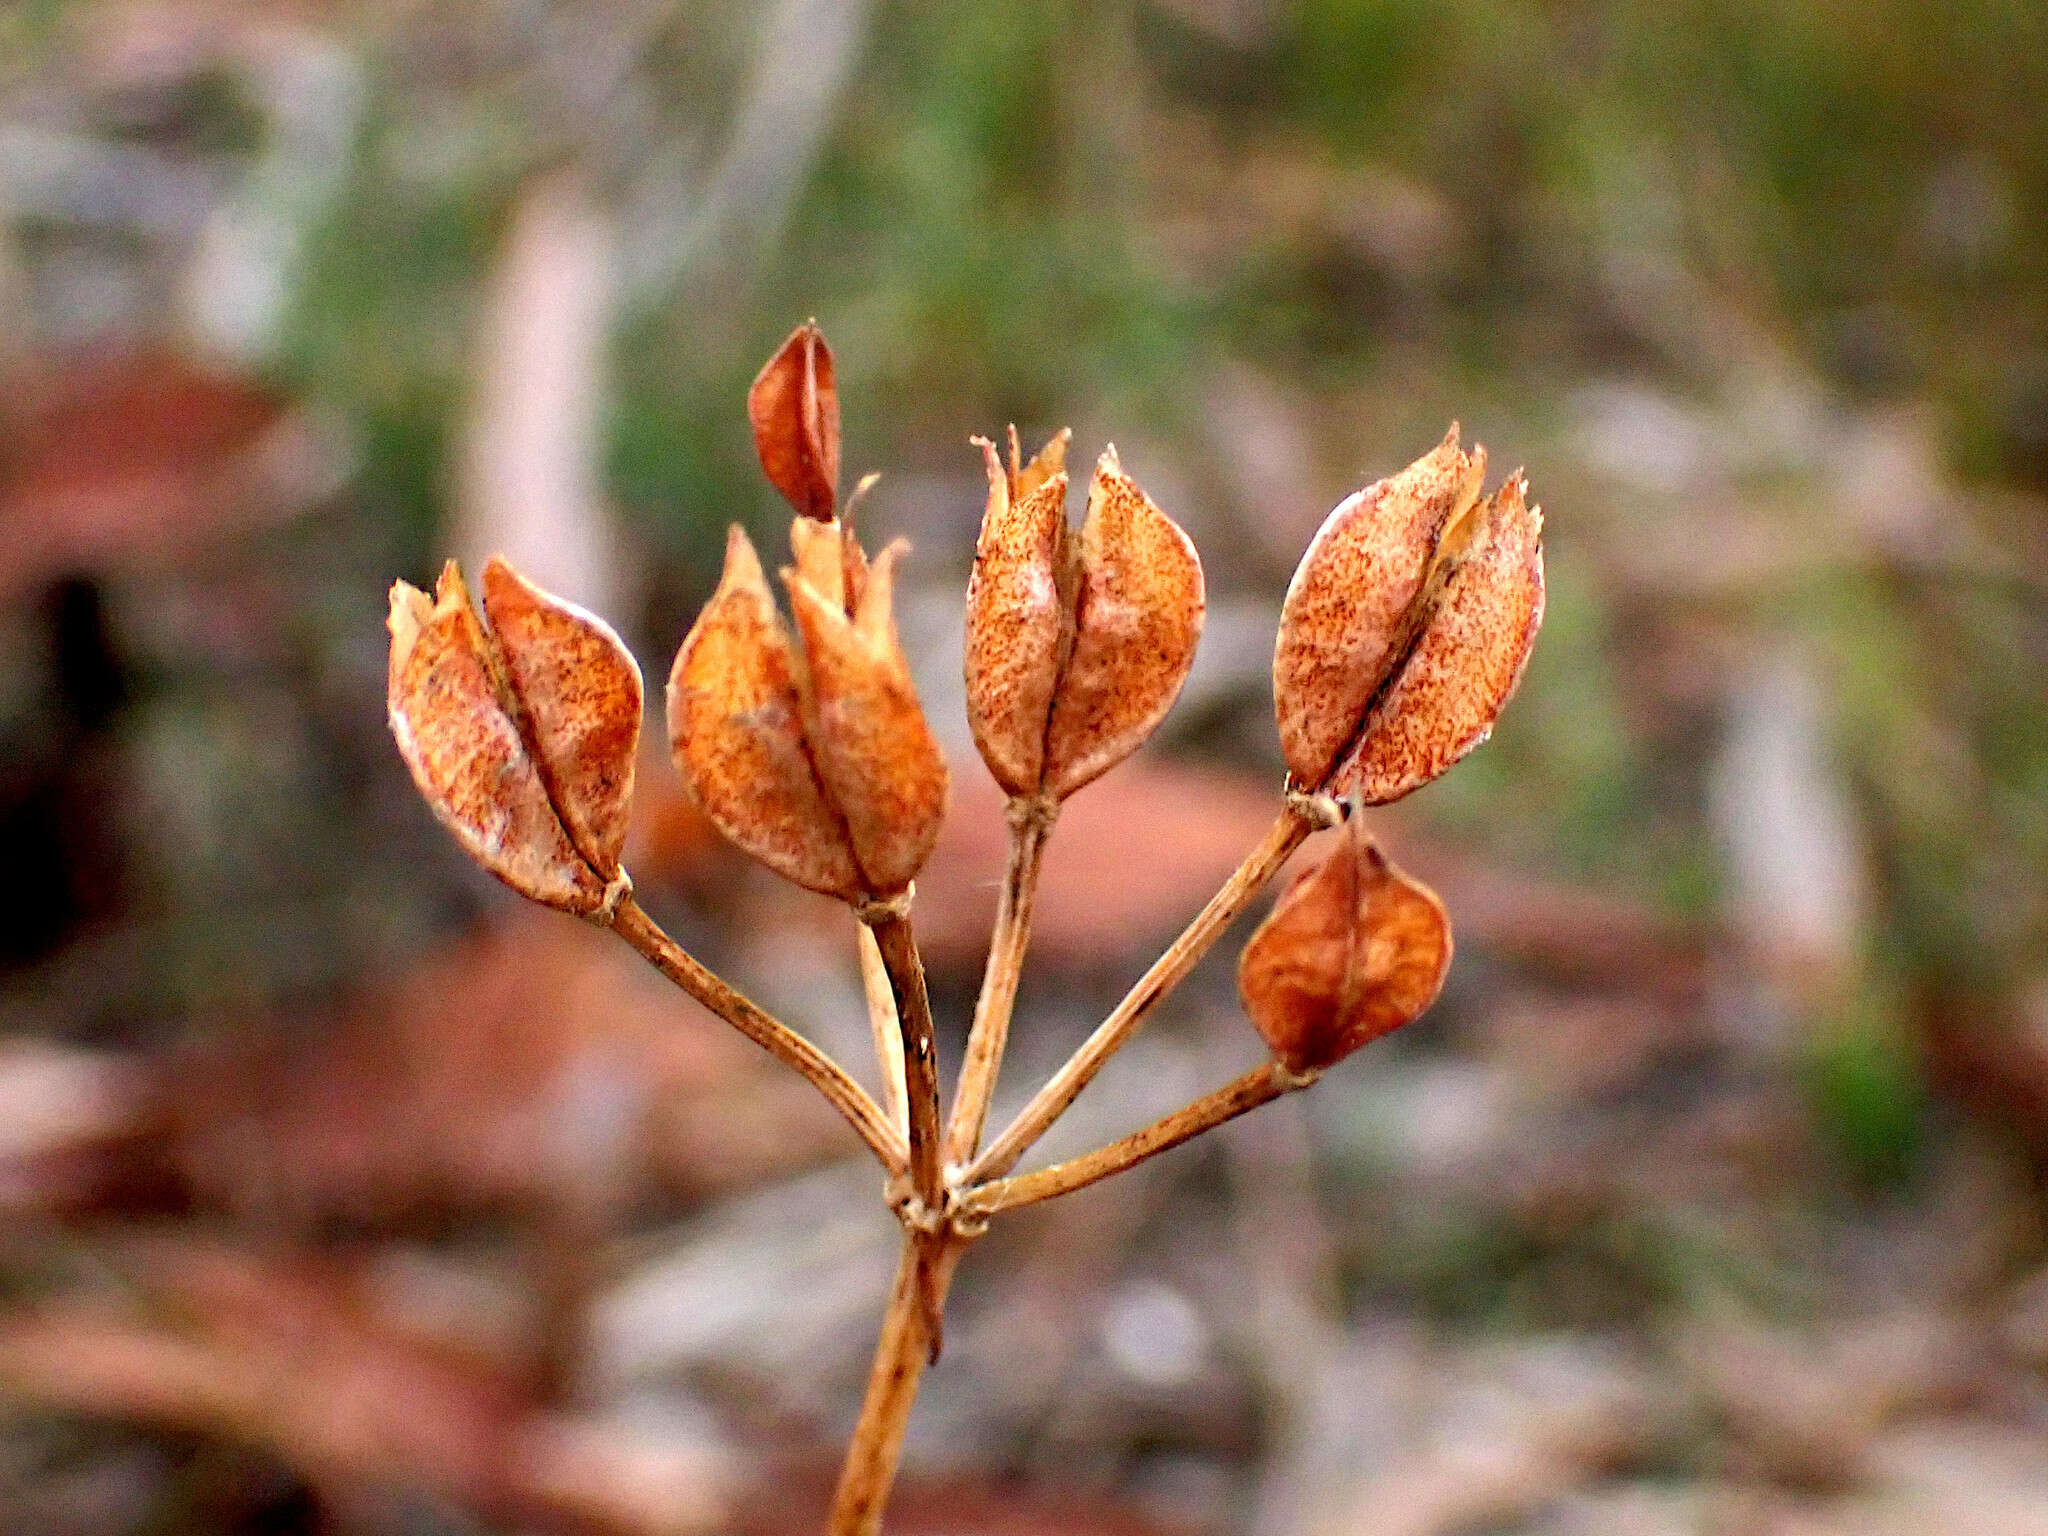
[
  {"left": 784, "top": 536, "right": 949, "bottom": 895},
  {"left": 1332, "top": 472, "right": 1544, "bottom": 803},
  {"left": 749, "top": 320, "right": 841, "bottom": 520},
  {"left": 666, "top": 526, "right": 864, "bottom": 899},
  {"left": 388, "top": 559, "right": 641, "bottom": 915},
  {"left": 963, "top": 432, "right": 1071, "bottom": 798},
  {"left": 1237, "top": 817, "right": 1451, "bottom": 1074},
  {"left": 1272, "top": 427, "right": 1486, "bottom": 788},
  {"left": 1040, "top": 447, "right": 1205, "bottom": 800}
]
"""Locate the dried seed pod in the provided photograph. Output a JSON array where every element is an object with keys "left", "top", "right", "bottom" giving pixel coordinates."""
[
  {"left": 1334, "top": 472, "right": 1544, "bottom": 803},
  {"left": 749, "top": 320, "right": 840, "bottom": 520},
  {"left": 478, "top": 558, "right": 641, "bottom": 877},
  {"left": 1040, "top": 447, "right": 1205, "bottom": 800},
  {"left": 1237, "top": 818, "right": 1451, "bottom": 1074},
  {"left": 963, "top": 433, "right": 1071, "bottom": 797},
  {"left": 1273, "top": 427, "right": 1486, "bottom": 787},
  {"left": 1007, "top": 422, "right": 1070, "bottom": 503},
  {"left": 388, "top": 560, "right": 641, "bottom": 915},
  {"left": 785, "top": 536, "right": 949, "bottom": 894},
  {"left": 667, "top": 526, "right": 864, "bottom": 899}
]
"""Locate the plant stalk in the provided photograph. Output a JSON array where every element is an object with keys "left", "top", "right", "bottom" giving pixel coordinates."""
[
  {"left": 943, "top": 805, "right": 1053, "bottom": 1167},
  {"left": 828, "top": 1231, "right": 967, "bottom": 1536},
  {"left": 608, "top": 895, "right": 906, "bottom": 1173},
  {"left": 967, "top": 803, "right": 1315, "bottom": 1184},
  {"left": 857, "top": 921, "right": 909, "bottom": 1143},
  {"left": 864, "top": 910, "right": 944, "bottom": 1214},
  {"left": 965, "top": 1061, "right": 1308, "bottom": 1215}
]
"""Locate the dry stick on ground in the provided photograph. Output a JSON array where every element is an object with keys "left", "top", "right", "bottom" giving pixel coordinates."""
[
  {"left": 967, "top": 799, "right": 1324, "bottom": 1185},
  {"left": 608, "top": 895, "right": 906, "bottom": 1173},
  {"left": 943, "top": 799, "right": 1056, "bottom": 1167},
  {"left": 965, "top": 1060, "right": 1315, "bottom": 1216}
]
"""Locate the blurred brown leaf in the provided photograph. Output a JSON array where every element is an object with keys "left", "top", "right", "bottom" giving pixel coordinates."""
[{"left": 0, "top": 350, "right": 338, "bottom": 599}]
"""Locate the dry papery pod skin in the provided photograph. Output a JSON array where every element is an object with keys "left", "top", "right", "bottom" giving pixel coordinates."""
[
  {"left": 783, "top": 527, "right": 949, "bottom": 896},
  {"left": 964, "top": 431, "right": 1204, "bottom": 802},
  {"left": 749, "top": 319, "right": 841, "bottom": 521},
  {"left": 388, "top": 557, "right": 642, "bottom": 915},
  {"left": 1237, "top": 816, "right": 1451, "bottom": 1074},
  {"left": 668, "top": 518, "right": 947, "bottom": 900},
  {"left": 1273, "top": 427, "right": 1543, "bottom": 803}
]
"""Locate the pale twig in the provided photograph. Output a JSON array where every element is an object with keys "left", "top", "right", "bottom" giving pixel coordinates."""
[
  {"left": 608, "top": 896, "right": 906, "bottom": 1172},
  {"left": 943, "top": 803, "right": 1053, "bottom": 1167},
  {"left": 860, "top": 913, "right": 946, "bottom": 1359},
  {"left": 967, "top": 803, "right": 1317, "bottom": 1184},
  {"left": 828, "top": 1232, "right": 967, "bottom": 1536},
  {"left": 857, "top": 922, "right": 909, "bottom": 1143},
  {"left": 964, "top": 1062, "right": 1312, "bottom": 1216}
]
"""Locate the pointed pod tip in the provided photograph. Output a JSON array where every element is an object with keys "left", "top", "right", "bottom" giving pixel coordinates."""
[{"left": 716, "top": 524, "right": 770, "bottom": 598}]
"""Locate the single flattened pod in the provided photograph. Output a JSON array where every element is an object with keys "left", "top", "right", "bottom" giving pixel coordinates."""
[{"left": 1237, "top": 818, "right": 1451, "bottom": 1074}]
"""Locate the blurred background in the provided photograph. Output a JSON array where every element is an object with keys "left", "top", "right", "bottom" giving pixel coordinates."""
[{"left": 3, "top": 1, "right": 2047, "bottom": 1532}]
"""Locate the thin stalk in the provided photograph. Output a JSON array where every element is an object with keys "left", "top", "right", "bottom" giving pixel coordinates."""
[
  {"left": 943, "top": 807, "right": 1053, "bottom": 1166},
  {"left": 864, "top": 911, "right": 944, "bottom": 1211},
  {"left": 965, "top": 1061, "right": 1306, "bottom": 1216},
  {"left": 857, "top": 922, "right": 909, "bottom": 1143},
  {"left": 609, "top": 896, "right": 905, "bottom": 1173},
  {"left": 828, "top": 1232, "right": 967, "bottom": 1536},
  {"left": 967, "top": 803, "right": 1315, "bottom": 1184}
]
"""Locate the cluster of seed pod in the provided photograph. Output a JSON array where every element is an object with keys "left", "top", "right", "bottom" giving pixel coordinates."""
[{"left": 388, "top": 320, "right": 1541, "bottom": 1095}]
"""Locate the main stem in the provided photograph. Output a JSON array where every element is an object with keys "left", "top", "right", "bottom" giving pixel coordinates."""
[
  {"left": 968, "top": 803, "right": 1315, "bottom": 1184},
  {"left": 864, "top": 910, "right": 943, "bottom": 1213},
  {"left": 609, "top": 896, "right": 905, "bottom": 1172},
  {"left": 828, "top": 1231, "right": 967, "bottom": 1535},
  {"left": 944, "top": 806, "right": 1053, "bottom": 1167}
]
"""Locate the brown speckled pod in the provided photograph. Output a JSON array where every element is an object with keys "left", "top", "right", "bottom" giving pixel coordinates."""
[
  {"left": 749, "top": 320, "right": 840, "bottom": 521},
  {"left": 1334, "top": 472, "right": 1545, "bottom": 804},
  {"left": 784, "top": 535, "right": 949, "bottom": 895},
  {"left": 478, "top": 558, "right": 641, "bottom": 877},
  {"left": 963, "top": 430, "right": 1072, "bottom": 798},
  {"left": 388, "top": 559, "right": 641, "bottom": 915},
  {"left": 1237, "top": 818, "right": 1451, "bottom": 1074},
  {"left": 666, "top": 527, "right": 864, "bottom": 900},
  {"left": 1272, "top": 427, "right": 1486, "bottom": 788},
  {"left": 1041, "top": 447, "right": 1205, "bottom": 800}
]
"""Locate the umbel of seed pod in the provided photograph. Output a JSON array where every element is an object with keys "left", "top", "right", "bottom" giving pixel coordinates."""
[
  {"left": 387, "top": 558, "right": 642, "bottom": 916},
  {"left": 1237, "top": 815, "right": 1451, "bottom": 1074},
  {"left": 1273, "top": 427, "right": 1544, "bottom": 804},
  {"left": 963, "top": 428, "right": 1205, "bottom": 803}
]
